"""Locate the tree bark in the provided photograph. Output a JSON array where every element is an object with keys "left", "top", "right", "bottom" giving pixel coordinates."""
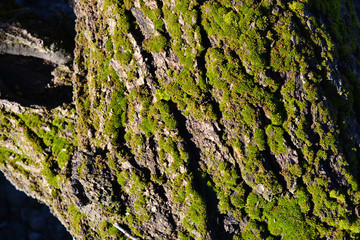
[{"left": 1, "top": 0, "right": 360, "bottom": 239}]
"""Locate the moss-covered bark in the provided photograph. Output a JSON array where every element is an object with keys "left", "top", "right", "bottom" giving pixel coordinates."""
[{"left": 2, "top": 0, "right": 360, "bottom": 239}]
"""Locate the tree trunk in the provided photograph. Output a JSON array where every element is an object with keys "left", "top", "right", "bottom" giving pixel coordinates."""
[{"left": 1, "top": 0, "right": 360, "bottom": 239}]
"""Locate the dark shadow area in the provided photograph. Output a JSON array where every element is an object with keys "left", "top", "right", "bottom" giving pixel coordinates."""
[
  {"left": 70, "top": 178, "right": 90, "bottom": 207},
  {"left": 15, "top": 0, "right": 75, "bottom": 23},
  {"left": 0, "top": 171, "right": 72, "bottom": 240},
  {"left": 355, "top": 0, "right": 360, "bottom": 21},
  {"left": 14, "top": 0, "right": 76, "bottom": 52},
  {"left": 0, "top": 54, "right": 73, "bottom": 108}
]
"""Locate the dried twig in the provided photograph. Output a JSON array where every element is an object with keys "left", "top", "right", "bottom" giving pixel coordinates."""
[{"left": 113, "top": 222, "right": 139, "bottom": 240}]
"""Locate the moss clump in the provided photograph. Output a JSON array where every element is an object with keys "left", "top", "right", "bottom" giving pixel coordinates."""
[
  {"left": 266, "top": 125, "right": 287, "bottom": 155},
  {"left": 143, "top": 34, "right": 169, "bottom": 52}
]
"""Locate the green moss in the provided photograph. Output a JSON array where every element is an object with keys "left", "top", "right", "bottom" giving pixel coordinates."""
[
  {"left": 230, "top": 184, "right": 247, "bottom": 209},
  {"left": 143, "top": 34, "right": 169, "bottom": 52},
  {"left": 139, "top": 0, "right": 165, "bottom": 31},
  {"left": 240, "top": 219, "right": 268, "bottom": 240},
  {"left": 241, "top": 104, "right": 256, "bottom": 127},
  {"left": 104, "top": 80, "right": 127, "bottom": 147},
  {"left": 254, "top": 128, "right": 266, "bottom": 151},
  {"left": 266, "top": 197, "right": 317, "bottom": 239},
  {"left": 105, "top": 38, "right": 114, "bottom": 55},
  {"left": 115, "top": 51, "right": 133, "bottom": 65},
  {"left": 163, "top": 8, "right": 182, "bottom": 38},
  {"left": 99, "top": 222, "right": 126, "bottom": 239},
  {"left": 117, "top": 170, "right": 131, "bottom": 188},
  {"left": 41, "top": 157, "right": 60, "bottom": 188},
  {"left": 245, "top": 192, "right": 266, "bottom": 220},
  {"left": 134, "top": 195, "right": 151, "bottom": 221},
  {"left": 23, "top": 127, "right": 45, "bottom": 153},
  {"left": 157, "top": 100, "right": 177, "bottom": 130},
  {"left": 265, "top": 125, "right": 287, "bottom": 155},
  {"left": 68, "top": 203, "right": 87, "bottom": 235},
  {"left": 329, "top": 190, "right": 346, "bottom": 204},
  {"left": 52, "top": 137, "right": 72, "bottom": 168}
]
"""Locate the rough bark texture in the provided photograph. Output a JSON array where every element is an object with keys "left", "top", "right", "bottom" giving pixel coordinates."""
[{"left": 1, "top": 0, "right": 360, "bottom": 239}]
